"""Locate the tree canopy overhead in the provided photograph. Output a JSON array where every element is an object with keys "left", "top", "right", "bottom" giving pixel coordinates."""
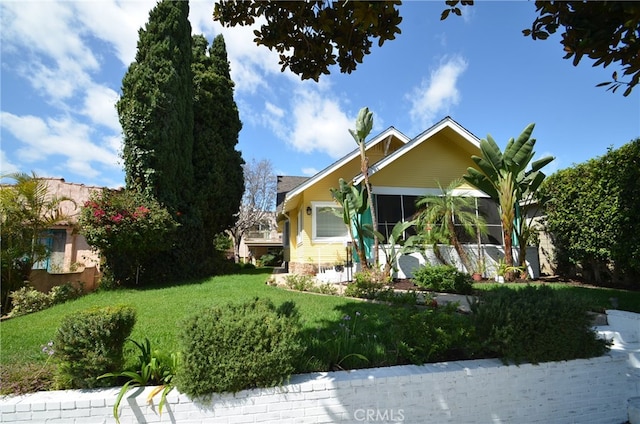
[{"left": 213, "top": 0, "right": 640, "bottom": 95}]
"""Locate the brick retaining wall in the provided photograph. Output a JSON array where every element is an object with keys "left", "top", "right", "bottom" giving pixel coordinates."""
[{"left": 1, "top": 351, "right": 636, "bottom": 424}]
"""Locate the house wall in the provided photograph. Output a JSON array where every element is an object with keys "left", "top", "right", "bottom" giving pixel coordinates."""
[
  {"left": 1, "top": 352, "right": 634, "bottom": 424},
  {"left": 30, "top": 266, "right": 100, "bottom": 293},
  {"left": 370, "top": 129, "right": 477, "bottom": 189}
]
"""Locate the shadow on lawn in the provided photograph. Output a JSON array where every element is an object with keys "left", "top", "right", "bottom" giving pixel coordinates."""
[{"left": 133, "top": 266, "right": 274, "bottom": 291}]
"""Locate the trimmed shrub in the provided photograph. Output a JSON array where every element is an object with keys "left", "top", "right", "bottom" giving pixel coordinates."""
[
  {"left": 412, "top": 265, "right": 473, "bottom": 294},
  {"left": 175, "top": 298, "right": 304, "bottom": 396},
  {"left": 344, "top": 270, "right": 390, "bottom": 299},
  {"left": 393, "top": 305, "right": 477, "bottom": 364},
  {"left": 470, "top": 285, "right": 610, "bottom": 364},
  {"left": 9, "top": 283, "right": 84, "bottom": 318},
  {"left": 283, "top": 274, "right": 314, "bottom": 291},
  {"left": 8, "top": 287, "right": 51, "bottom": 317},
  {"left": 54, "top": 305, "right": 136, "bottom": 389}
]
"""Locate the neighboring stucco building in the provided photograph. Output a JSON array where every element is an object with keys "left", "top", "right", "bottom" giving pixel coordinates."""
[{"left": 30, "top": 178, "right": 104, "bottom": 292}]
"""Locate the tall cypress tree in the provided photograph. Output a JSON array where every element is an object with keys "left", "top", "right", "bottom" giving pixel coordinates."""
[
  {"left": 192, "top": 34, "right": 244, "bottom": 259},
  {"left": 118, "top": 0, "right": 194, "bottom": 210},
  {"left": 117, "top": 0, "right": 197, "bottom": 280}
]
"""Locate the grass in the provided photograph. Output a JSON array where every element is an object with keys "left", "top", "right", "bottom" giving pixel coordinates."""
[
  {"left": 2, "top": 268, "right": 637, "bottom": 395},
  {"left": 473, "top": 281, "right": 640, "bottom": 313},
  {"left": 0, "top": 268, "right": 364, "bottom": 367}
]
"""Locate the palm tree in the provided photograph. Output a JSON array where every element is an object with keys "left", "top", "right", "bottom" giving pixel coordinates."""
[
  {"left": 463, "top": 123, "right": 553, "bottom": 281},
  {"left": 0, "top": 172, "right": 75, "bottom": 311},
  {"left": 414, "top": 179, "right": 486, "bottom": 274}
]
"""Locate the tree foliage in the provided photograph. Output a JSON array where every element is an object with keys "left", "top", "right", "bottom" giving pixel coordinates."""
[
  {"left": 214, "top": 0, "right": 640, "bottom": 95},
  {"left": 192, "top": 34, "right": 244, "bottom": 264},
  {"left": 540, "top": 139, "right": 640, "bottom": 288},
  {"left": 0, "top": 173, "right": 74, "bottom": 311},
  {"left": 118, "top": 1, "right": 243, "bottom": 279},
  {"left": 214, "top": 1, "right": 402, "bottom": 81},
  {"left": 523, "top": 1, "right": 640, "bottom": 96}
]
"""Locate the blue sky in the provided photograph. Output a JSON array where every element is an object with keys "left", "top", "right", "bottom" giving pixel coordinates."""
[{"left": 2, "top": 1, "right": 639, "bottom": 189}]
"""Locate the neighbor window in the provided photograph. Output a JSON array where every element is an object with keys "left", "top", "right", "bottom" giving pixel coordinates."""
[{"left": 312, "top": 203, "right": 348, "bottom": 241}]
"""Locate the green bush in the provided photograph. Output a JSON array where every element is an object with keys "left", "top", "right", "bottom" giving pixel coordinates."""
[
  {"left": 49, "top": 282, "right": 83, "bottom": 304},
  {"left": 8, "top": 287, "right": 51, "bottom": 317},
  {"left": 392, "top": 305, "right": 476, "bottom": 364},
  {"left": 412, "top": 265, "right": 473, "bottom": 294},
  {"left": 9, "top": 283, "right": 84, "bottom": 317},
  {"left": 470, "top": 285, "right": 610, "bottom": 364},
  {"left": 283, "top": 274, "right": 314, "bottom": 291},
  {"left": 175, "top": 298, "right": 304, "bottom": 396},
  {"left": 54, "top": 305, "right": 136, "bottom": 389},
  {"left": 344, "top": 270, "right": 390, "bottom": 299}
]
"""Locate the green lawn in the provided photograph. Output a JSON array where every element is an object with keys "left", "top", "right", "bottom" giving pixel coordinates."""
[
  {"left": 0, "top": 268, "right": 374, "bottom": 367},
  {"left": 2, "top": 269, "right": 638, "bottom": 388}
]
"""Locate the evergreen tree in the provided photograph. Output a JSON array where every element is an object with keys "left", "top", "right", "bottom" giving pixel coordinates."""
[
  {"left": 117, "top": 0, "right": 194, "bottom": 212},
  {"left": 192, "top": 34, "right": 244, "bottom": 260},
  {"left": 117, "top": 0, "right": 198, "bottom": 280}
]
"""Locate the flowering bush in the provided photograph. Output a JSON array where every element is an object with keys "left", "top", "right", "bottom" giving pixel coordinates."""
[
  {"left": 80, "top": 189, "right": 177, "bottom": 254},
  {"left": 79, "top": 189, "right": 178, "bottom": 286}
]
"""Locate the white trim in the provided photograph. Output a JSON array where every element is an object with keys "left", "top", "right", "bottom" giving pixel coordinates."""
[
  {"left": 311, "top": 201, "right": 349, "bottom": 243},
  {"left": 372, "top": 186, "right": 489, "bottom": 198},
  {"left": 296, "top": 208, "right": 303, "bottom": 245}
]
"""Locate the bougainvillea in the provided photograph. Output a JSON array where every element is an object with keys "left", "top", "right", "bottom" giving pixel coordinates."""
[{"left": 79, "top": 189, "right": 178, "bottom": 286}]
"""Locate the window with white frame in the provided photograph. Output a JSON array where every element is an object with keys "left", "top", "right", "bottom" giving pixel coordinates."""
[{"left": 312, "top": 202, "right": 348, "bottom": 242}]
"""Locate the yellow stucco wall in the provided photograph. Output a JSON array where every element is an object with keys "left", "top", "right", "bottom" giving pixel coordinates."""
[{"left": 370, "top": 128, "right": 478, "bottom": 189}]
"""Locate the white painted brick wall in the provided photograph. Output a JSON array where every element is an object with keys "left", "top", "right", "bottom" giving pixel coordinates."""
[{"left": 1, "top": 352, "right": 636, "bottom": 424}]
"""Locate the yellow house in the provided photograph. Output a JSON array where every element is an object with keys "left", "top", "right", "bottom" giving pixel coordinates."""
[{"left": 276, "top": 117, "right": 539, "bottom": 278}]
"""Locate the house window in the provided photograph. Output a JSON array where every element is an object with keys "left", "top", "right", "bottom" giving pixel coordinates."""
[
  {"left": 312, "top": 202, "right": 348, "bottom": 242},
  {"left": 451, "top": 198, "right": 503, "bottom": 245},
  {"left": 33, "top": 229, "right": 66, "bottom": 271},
  {"left": 376, "top": 193, "right": 503, "bottom": 245},
  {"left": 375, "top": 194, "right": 419, "bottom": 239}
]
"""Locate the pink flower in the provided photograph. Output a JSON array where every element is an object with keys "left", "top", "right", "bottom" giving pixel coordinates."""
[
  {"left": 111, "top": 214, "right": 124, "bottom": 223},
  {"left": 93, "top": 209, "right": 105, "bottom": 218}
]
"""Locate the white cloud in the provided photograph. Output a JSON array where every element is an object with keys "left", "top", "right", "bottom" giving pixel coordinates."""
[
  {"left": 1, "top": 112, "right": 121, "bottom": 174},
  {"left": 83, "top": 84, "right": 121, "bottom": 132},
  {"left": 407, "top": 55, "right": 468, "bottom": 131},
  {"left": 73, "top": 0, "right": 156, "bottom": 67},
  {"left": 0, "top": 150, "right": 20, "bottom": 175},
  {"left": 301, "top": 167, "right": 319, "bottom": 176},
  {"left": 288, "top": 90, "right": 355, "bottom": 159}
]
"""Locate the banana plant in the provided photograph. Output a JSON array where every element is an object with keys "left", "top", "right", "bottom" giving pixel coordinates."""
[
  {"left": 349, "top": 107, "right": 379, "bottom": 265},
  {"left": 463, "top": 123, "right": 554, "bottom": 281},
  {"left": 330, "top": 178, "right": 371, "bottom": 270}
]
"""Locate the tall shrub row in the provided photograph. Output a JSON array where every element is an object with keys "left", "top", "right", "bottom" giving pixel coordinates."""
[{"left": 541, "top": 139, "right": 640, "bottom": 288}]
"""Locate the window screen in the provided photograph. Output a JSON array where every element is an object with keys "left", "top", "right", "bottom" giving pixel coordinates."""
[{"left": 315, "top": 206, "right": 347, "bottom": 238}]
